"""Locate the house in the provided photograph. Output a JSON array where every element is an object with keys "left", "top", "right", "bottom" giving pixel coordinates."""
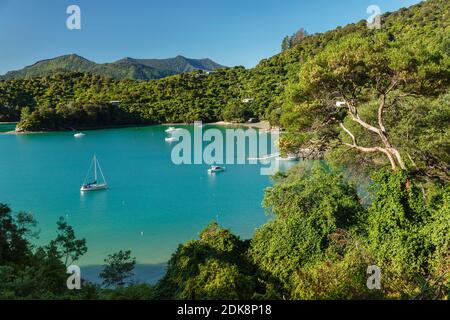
[{"left": 242, "top": 98, "right": 254, "bottom": 103}]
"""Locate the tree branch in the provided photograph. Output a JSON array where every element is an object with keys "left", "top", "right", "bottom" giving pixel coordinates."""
[
  {"left": 340, "top": 123, "right": 397, "bottom": 169},
  {"left": 343, "top": 99, "right": 383, "bottom": 136},
  {"left": 378, "top": 94, "right": 388, "bottom": 134},
  {"left": 339, "top": 123, "right": 356, "bottom": 145}
]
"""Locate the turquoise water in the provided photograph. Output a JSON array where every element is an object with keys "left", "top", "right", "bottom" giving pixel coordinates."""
[{"left": 0, "top": 124, "right": 285, "bottom": 266}]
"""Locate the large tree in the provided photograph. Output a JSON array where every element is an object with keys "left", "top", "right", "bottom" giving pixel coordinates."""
[
  {"left": 294, "top": 33, "right": 449, "bottom": 173},
  {"left": 100, "top": 250, "right": 136, "bottom": 288}
]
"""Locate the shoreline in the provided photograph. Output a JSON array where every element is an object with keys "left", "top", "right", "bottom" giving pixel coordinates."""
[
  {"left": 211, "top": 120, "right": 274, "bottom": 131},
  {"left": 1, "top": 123, "right": 155, "bottom": 135},
  {"left": 1, "top": 121, "right": 276, "bottom": 135}
]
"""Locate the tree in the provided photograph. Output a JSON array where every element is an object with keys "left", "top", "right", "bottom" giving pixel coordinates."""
[
  {"left": 0, "top": 204, "right": 35, "bottom": 266},
  {"left": 281, "top": 36, "right": 291, "bottom": 52},
  {"left": 0, "top": 205, "right": 89, "bottom": 299},
  {"left": 100, "top": 250, "right": 136, "bottom": 287},
  {"left": 156, "top": 223, "right": 257, "bottom": 300},
  {"left": 290, "top": 28, "right": 308, "bottom": 47},
  {"left": 296, "top": 33, "right": 449, "bottom": 171},
  {"left": 49, "top": 217, "right": 87, "bottom": 267},
  {"left": 281, "top": 28, "right": 308, "bottom": 52}
]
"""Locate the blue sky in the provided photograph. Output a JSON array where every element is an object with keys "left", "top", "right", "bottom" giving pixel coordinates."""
[{"left": 0, "top": 0, "right": 421, "bottom": 74}]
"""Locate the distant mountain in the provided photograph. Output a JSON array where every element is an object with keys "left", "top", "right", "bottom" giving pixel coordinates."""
[
  {"left": 0, "top": 54, "right": 226, "bottom": 80},
  {"left": 117, "top": 55, "right": 225, "bottom": 74}
]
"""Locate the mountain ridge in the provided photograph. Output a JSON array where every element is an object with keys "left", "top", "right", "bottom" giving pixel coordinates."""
[{"left": 0, "top": 54, "right": 227, "bottom": 80}]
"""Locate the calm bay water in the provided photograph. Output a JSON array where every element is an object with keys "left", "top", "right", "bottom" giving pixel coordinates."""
[{"left": 0, "top": 124, "right": 281, "bottom": 266}]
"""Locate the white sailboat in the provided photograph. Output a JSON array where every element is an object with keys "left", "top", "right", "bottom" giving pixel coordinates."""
[{"left": 80, "top": 155, "right": 108, "bottom": 192}]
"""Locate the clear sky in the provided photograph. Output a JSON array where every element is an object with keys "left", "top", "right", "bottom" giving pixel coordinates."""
[{"left": 0, "top": 0, "right": 422, "bottom": 74}]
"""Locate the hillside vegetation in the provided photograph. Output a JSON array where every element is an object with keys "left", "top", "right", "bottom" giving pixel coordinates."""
[{"left": 0, "top": 0, "right": 449, "bottom": 300}]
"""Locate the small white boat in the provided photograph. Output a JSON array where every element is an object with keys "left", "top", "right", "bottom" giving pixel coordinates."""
[
  {"left": 165, "top": 137, "right": 177, "bottom": 142},
  {"left": 74, "top": 132, "right": 86, "bottom": 138},
  {"left": 80, "top": 155, "right": 108, "bottom": 192},
  {"left": 165, "top": 127, "right": 177, "bottom": 133},
  {"left": 278, "top": 154, "right": 299, "bottom": 161},
  {"left": 208, "top": 166, "right": 226, "bottom": 174}
]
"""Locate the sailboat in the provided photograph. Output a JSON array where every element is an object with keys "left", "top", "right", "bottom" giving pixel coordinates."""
[{"left": 80, "top": 155, "right": 108, "bottom": 192}]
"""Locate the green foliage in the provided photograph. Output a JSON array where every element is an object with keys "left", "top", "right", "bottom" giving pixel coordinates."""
[
  {"left": 281, "top": 28, "right": 308, "bottom": 52},
  {"left": 49, "top": 217, "right": 87, "bottom": 267},
  {"left": 281, "top": 36, "right": 291, "bottom": 52},
  {"left": 100, "top": 250, "right": 136, "bottom": 288},
  {"left": 250, "top": 165, "right": 365, "bottom": 298},
  {"left": 366, "top": 170, "right": 449, "bottom": 298},
  {"left": 156, "top": 222, "right": 258, "bottom": 300},
  {"left": 1, "top": 68, "right": 256, "bottom": 130},
  {"left": 0, "top": 204, "right": 36, "bottom": 266},
  {"left": 290, "top": 237, "right": 376, "bottom": 300},
  {"left": 385, "top": 92, "right": 450, "bottom": 181},
  {"left": 274, "top": 0, "right": 450, "bottom": 181},
  {"left": 0, "top": 205, "right": 89, "bottom": 299}
]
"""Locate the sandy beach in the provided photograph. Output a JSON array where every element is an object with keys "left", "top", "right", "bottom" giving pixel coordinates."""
[{"left": 211, "top": 121, "right": 274, "bottom": 131}]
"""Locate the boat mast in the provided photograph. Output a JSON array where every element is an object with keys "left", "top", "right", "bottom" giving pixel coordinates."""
[{"left": 94, "top": 155, "right": 97, "bottom": 182}]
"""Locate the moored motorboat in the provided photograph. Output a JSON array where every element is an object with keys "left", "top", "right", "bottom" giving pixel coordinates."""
[
  {"left": 165, "top": 137, "right": 177, "bottom": 142},
  {"left": 74, "top": 132, "right": 86, "bottom": 138},
  {"left": 208, "top": 166, "right": 226, "bottom": 174}
]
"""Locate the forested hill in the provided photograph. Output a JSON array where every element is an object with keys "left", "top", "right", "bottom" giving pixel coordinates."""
[
  {"left": 0, "top": 54, "right": 226, "bottom": 81},
  {"left": 0, "top": 0, "right": 448, "bottom": 138}
]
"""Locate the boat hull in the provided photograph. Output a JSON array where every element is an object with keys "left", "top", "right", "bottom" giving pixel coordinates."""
[
  {"left": 80, "top": 183, "right": 108, "bottom": 192},
  {"left": 208, "top": 167, "right": 226, "bottom": 174}
]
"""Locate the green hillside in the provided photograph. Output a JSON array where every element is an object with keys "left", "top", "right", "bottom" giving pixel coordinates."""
[
  {"left": 0, "top": 54, "right": 226, "bottom": 81},
  {"left": 0, "top": 0, "right": 449, "bottom": 300}
]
